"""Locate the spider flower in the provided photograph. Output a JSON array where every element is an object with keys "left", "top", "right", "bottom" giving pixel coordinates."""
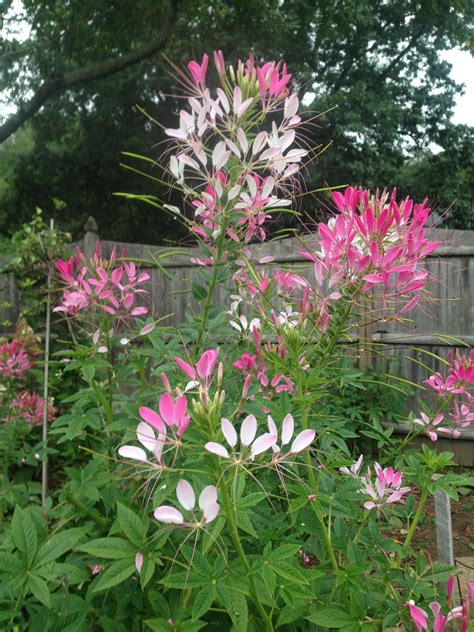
[
  {"left": 205, "top": 415, "right": 276, "bottom": 461},
  {"left": 154, "top": 480, "right": 219, "bottom": 526},
  {"left": 10, "top": 391, "right": 56, "bottom": 426},
  {"left": 361, "top": 463, "right": 410, "bottom": 510},
  {"left": 175, "top": 348, "right": 220, "bottom": 391},
  {"left": 267, "top": 414, "right": 315, "bottom": 460},
  {"left": 138, "top": 392, "right": 190, "bottom": 438},
  {"left": 339, "top": 454, "right": 364, "bottom": 478},
  {"left": 0, "top": 340, "right": 31, "bottom": 378},
  {"left": 118, "top": 421, "right": 166, "bottom": 464}
]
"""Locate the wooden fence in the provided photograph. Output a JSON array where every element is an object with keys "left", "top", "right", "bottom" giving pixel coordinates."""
[{"left": 1, "top": 219, "right": 473, "bottom": 463}]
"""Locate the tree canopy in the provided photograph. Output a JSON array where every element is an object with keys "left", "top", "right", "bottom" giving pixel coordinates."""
[{"left": 0, "top": 0, "right": 473, "bottom": 243}]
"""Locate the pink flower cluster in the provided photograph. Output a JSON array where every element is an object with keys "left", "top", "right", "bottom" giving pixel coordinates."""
[
  {"left": 301, "top": 186, "right": 441, "bottom": 313},
  {"left": 54, "top": 243, "right": 149, "bottom": 320},
  {"left": 423, "top": 351, "right": 474, "bottom": 437},
  {"left": 10, "top": 391, "right": 56, "bottom": 426},
  {"left": 407, "top": 577, "right": 473, "bottom": 631},
  {"left": 0, "top": 340, "right": 31, "bottom": 378},
  {"left": 165, "top": 51, "right": 306, "bottom": 250}
]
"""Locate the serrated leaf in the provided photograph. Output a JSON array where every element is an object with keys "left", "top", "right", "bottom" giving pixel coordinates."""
[
  {"left": 272, "top": 544, "right": 301, "bottom": 561},
  {"left": 261, "top": 563, "right": 275, "bottom": 597},
  {"left": 78, "top": 537, "right": 136, "bottom": 559},
  {"left": 92, "top": 558, "right": 136, "bottom": 592},
  {"left": 28, "top": 574, "right": 50, "bottom": 606},
  {"left": 236, "top": 511, "right": 257, "bottom": 538},
  {"left": 35, "top": 528, "right": 84, "bottom": 567},
  {"left": 140, "top": 559, "right": 155, "bottom": 589},
  {"left": 160, "top": 571, "right": 208, "bottom": 589},
  {"left": 12, "top": 506, "right": 37, "bottom": 567},
  {"left": 192, "top": 584, "right": 215, "bottom": 620},
  {"left": 306, "top": 608, "right": 356, "bottom": 628},
  {"left": 276, "top": 604, "right": 308, "bottom": 627},
  {"left": 271, "top": 561, "right": 309, "bottom": 584},
  {"left": 145, "top": 619, "right": 172, "bottom": 632},
  {"left": 117, "top": 502, "right": 147, "bottom": 546}
]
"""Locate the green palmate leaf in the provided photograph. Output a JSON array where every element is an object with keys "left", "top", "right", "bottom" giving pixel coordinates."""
[
  {"left": 192, "top": 584, "right": 216, "bottom": 620},
  {"left": 78, "top": 537, "right": 136, "bottom": 559},
  {"left": 91, "top": 558, "right": 136, "bottom": 593},
  {"left": 276, "top": 604, "right": 309, "bottom": 627},
  {"left": 28, "top": 574, "right": 50, "bottom": 607},
  {"left": 272, "top": 544, "right": 302, "bottom": 560},
  {"left": 116, "top": 502, "right": 147, "bottom": 547},
  {"left": 306, "top": 608, "right": 357, "bottom": 628},
  {"left": 12, "top": 506, "right": 37, "bottom": 567},
  {"left": 35, "top": 528, "right": 84, "bottom": 567},
  {"left": 236, "top": 511, "right": 258, "bottom": 538}
]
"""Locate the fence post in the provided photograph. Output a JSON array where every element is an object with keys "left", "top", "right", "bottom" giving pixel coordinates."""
[
  {"left": 83, "top": 216, "right": 99, "bottom": 258},
  {"left": 434, "top": 490, "right": 454, "bottom": 565}
]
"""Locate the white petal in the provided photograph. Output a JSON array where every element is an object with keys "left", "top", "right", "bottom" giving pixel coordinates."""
[
  {"left": 176, "top": 479, "right": 195, "bottom": 511},
  {"left": 281, "top": 414, "right": 294, "bottom": 446},
  {"left": 245, "top": 175, "right": 257, "bottom": 198},
  {"left": 290, "top": 429, "right": 315, "bottom": 453},
  {"left": 228, "top": 185, "right": 241, "bottom": 200},
  {"left": 267, "top": 415, "right": 277, "bottom": 436},
  {"left": 250, "top": 433, "right": 277, "bottom": 457},
  {"left": 221, "top": 418, "right": 237, "bottom": 447},
  {"left": 240, "top": 414, "right": 257, "bottom": 446},
  {"left": 199, "top": 485, "right": 218, "bottom": 512},
  {"left": 261, "top": 177, "right": 274, "bottom": 199},
  {"left": 284, "top": 94, "right": 299, "bottom": 119},
  {"left": 118, "top": 446, "right": 147, "bottom": 462},
  {"left": 136, "top": 422, "right": 156, "bottom": 452},
  {"left": 237, "top": 128, "right": 248, "bottom": 153},
  {"left": 154, "top": 506, "right": 184, "bottom": 524},
  {"left": 252, "top": 131, "right": 267, "bottom": 156},
  {"left": 205, "top": 442, "right": 229, "bottom": 458}
]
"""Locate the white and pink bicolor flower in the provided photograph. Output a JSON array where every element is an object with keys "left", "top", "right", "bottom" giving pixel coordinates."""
[
  {"left": 205, "top": 415, "right": 276, "bottom": 461},
  {"left": 362, "top": 463, "right": 410, "bottom": 511},
  {"left": 118, "top": 420, "right": 166, "bottom": 464},
  {"left": 154, "top": 480, "right": 219, "bottom": 527},
  {"left": 267, "top": 414, "right": 315, "bottom": 460},
  {"left": 175, "top": 348, "right": 220, "bottom": 390},
  {"left": 139, "top": 392, "right": 190, "bottom": 438}
]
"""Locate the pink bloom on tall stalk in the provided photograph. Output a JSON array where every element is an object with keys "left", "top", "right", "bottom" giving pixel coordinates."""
[
  {"left": 412, "top": 413, "right": 455, "bottom": 441},
  {"left": 154, "top": 480, "right": 219, "bottom": 527},
  {"left": 175, "top": 348, "right": 220, "bottom": 390},
  {"left": 361, "top": 463, "right": 410, "bottom": 510},
  {"left": 139, "top": 392, "right": 190, "bottom": 438},
  {"left": 300, "top": 186, "right": 441, "bottom": 313},
  {"left": 54, "top": 243, "right": 149, "bottom": 321},
  {"left": 205, "top": 415, "right": 276, "bottom": 461},
  {"left": 9, "top": 391, "right": 56, "bottom": 426},
  {"left": 165, "top": 52, "right": 307, "bottom": 251},
  {"left": 0, "top": 340, "right": 31, "bottom": 378}
]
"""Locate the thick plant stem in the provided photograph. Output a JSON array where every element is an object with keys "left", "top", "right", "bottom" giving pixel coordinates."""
[{"left": 219, "top": 474, "right": 274, "bottom": 631}]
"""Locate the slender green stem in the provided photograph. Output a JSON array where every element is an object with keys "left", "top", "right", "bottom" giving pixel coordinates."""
[
  {"left": 218, "top": 472, "right": 274, "bottom": 631},
  {"left": 403, "top": 486, "right": 429, "bottom": 550}
]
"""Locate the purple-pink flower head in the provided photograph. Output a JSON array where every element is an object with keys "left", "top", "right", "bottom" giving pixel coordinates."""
[
  {"left": 0, "top": 340, "right": 31, "bottom": 379},
  {"left": 175, "top": 348, "right": 220, "bottom": 390},
  {"left": 361, "top": 463, "right": 410, "bottom": 511},
  {"left": 138, "top": 392, "right": 190, "bottom": 438},
  {"left": 154, "top": 480, "right": 219, "bottom": 528}
]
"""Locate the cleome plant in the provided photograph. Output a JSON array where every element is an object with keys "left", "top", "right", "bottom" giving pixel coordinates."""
[{"left": 0, "top": 52, "right": 473, "bottom": 632}]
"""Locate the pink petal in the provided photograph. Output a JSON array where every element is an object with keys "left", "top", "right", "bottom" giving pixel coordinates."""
[
  {"left": 175, "top": 357, "right": 196, "bottom": 380},
  {"left": 240, "top": 414, "right": 257, "bottom": 446},
  {"left": 290, "top": 429, "right": 316, "bottom": 453},
  {"left": 250, "top": 433, "right": 277, "bottom": 457},
  {"left": 267, "top": 415, "right": 278, "bottom": 436},
  {"left": 153, "top": 506, "right": 184, "bottom": 524},
  {"left": 196, "top": 348, "right": 220, "bottom": 379},
  {"left": 176, "top": 479, "right": 195, "bottom": 511},
  {"left": 363, "top": 501, "right": 376, "bottom": 510},
  {"left": 135, "top": 552, "right": 143, "bottom": 573},
  {"left": 139, "top": 406, "right": 166, "bottom": 434},
  {"left": 159, "top": 393, "right": 175, "bottom": 426},
  {"left": 118, "top": 446, "right": 147, "bottom": 462},
  {"left": 221, "top": 418, "right": 237, "bottom": 447},
  {"left": 281, "top": 414, "right": 294, "bottom": 445},
  {"left": 205, "top": 442, "right": 229, "bottom": 458}
]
